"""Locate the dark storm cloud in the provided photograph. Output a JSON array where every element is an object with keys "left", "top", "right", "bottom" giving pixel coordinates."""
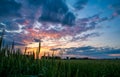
[
  {"left": 15, "top": 19, "right": 26, "bottom": 25},
  {"left": 67, "top": 46, "right": 120, "bottom": 54},
  {"left": 3, "top": 38, "right": 25, "bottom": 46},
  {"left": 0, "top": 32, "right": 25, "bottom": 46},
  {"left": 3, "top": 21, "right": 19, "bottom": 31},
  {"left": 0, "top": 0, "right": 21, "bottom": 17},
  {"left": 62, "top": 12, "right": 76, "bottom": 26},
  {"left": 34, "top": 38, "right": 40, "bottom": 42},
  {"left": 0, "top": 0, "right": 119, "bottom": 47},
  {"left": 0, "top": 23, "right": 5, "bottom": 29},
  {"left": 111, "top": 2, "right": 120, "bottom": 15},
  {"left": 109, "top": 1, "right": 120, "bottom": 19},
  {"left": 63, "top": 46, "right": 120, "bottom": 58},
  {"left": 38, "top": 0, "right": 76, "bottom": 26},
  {"left": 4, "top": 32, "right": 32, "bottom": 46},
  {"left": 0, "top": 21, "right": 19, "bottom": 31},
  {"left": 65, "top": 46, "right": 97, "bottom": 54},
  {"left": 99, "top": 17, "right": 108, "bottom": 22},
  {"left": 11, "top": 0, "right": 76, "bottom": 26},
  {"left": 28, "top": 0, "right": 45, "bottom": 6},
  {"left": 73, "top": 0, "right": 88, "bottom": 10}
]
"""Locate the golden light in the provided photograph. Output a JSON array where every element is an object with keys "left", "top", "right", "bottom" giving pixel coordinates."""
[{"left": 25, "top": 42, "right": 59, "bottom": 58}]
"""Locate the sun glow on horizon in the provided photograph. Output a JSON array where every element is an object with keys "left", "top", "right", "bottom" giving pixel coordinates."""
[{"left": 25, "top": 42, "right": 60, "bottom": 58}]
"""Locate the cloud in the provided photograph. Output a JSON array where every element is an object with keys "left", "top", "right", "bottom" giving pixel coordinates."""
[
  {"left": 7, "top": 12, "right": 106, "bottom": 45},
  {"left": 79, "top": 32, "right": 100, "bottom": 40},
  {"left": 112, "top": 2, "right": 120, "bottom": 15},
  {"left": 58, "top": 46, "right": 120, "bottom": 58},
  {"left": 62, "top": 12, "right": 76, "bottom": 26},
  {"left": 34, "top": 38, "right": 40, "bottom": 42},
  {"left": 4, "top": 0, "right": 76, "bottom": 27},
  {"left": 0, "top": 31, "right": 26, "bottom": 46},
  {"left": 0, "top": 23, "right": 5, "bottom": 29},
  {"left": 109, "top": 54, "right": 120, "bottom": 57},
  {"left": 38, "top": 0, "right": 76, "bottom": 26},
  {"left": 73, "top": 0, "right": 88, "bottom": 10},
  {"left": 0, "top": 0, "right": 119, "bottom": 47},
  {"left": 109, "top": 1, "right": 120, "bottom": 19},
  {"left": 3, "top": 38, "right": 25, "bottom": 46},
  {"left": 65, "top": 46, "right": 97, "bottom": 54},
  {"left": 0, "top": 0, "right": 21, "bottom": 17},
  {"left": 71, "top": 32, "right": 100, "bottom": 42},
  {"left": 2, "top": 21, "right": 19, "bottom": 31},
  {"left": 28, "top": 0, "right": 45, "bottom": 6}
]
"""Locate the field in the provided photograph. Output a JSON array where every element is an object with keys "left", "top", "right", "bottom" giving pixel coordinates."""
[
  {"left": 0, "top": 53, "right": 120, "bottom": 77},
  {"left": 0, "top": 30, "right": 120, "bottom": 77}
]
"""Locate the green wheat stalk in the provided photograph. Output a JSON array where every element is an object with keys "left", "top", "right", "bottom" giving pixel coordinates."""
[
  {"left": 36, "top": 40, "right": 41, "bottom": 59},
  {"left": 0, "top": 29, "right": 5, "bottom": 50}
]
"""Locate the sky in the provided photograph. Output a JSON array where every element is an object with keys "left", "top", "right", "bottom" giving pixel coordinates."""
[{"left": 0, "top": 0, "right": 120, "bottom": 58}]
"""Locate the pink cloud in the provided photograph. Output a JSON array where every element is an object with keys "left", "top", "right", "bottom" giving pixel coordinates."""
[{"left": 109, "top": 54, "right": 120, "bottom": 57}]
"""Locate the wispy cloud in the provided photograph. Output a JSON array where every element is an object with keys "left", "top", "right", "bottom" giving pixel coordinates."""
[{"left": 0, "top": 0, "right": 119, "bottom": 48}]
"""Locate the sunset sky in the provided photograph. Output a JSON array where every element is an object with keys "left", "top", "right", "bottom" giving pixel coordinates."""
[{"left": 0, "top": 0, "right": 120, "bottom": 58}]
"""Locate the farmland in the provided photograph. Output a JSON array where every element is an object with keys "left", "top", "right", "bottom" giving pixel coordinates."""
[
  {"left": 0, "top": 30, "right": 120, "bottom": 77},
  {"left": 1, "top": 0, "right": 120, "bottom": 77},
  {"left": 0, "top": 53, "right": 120, "bottom": 77}
]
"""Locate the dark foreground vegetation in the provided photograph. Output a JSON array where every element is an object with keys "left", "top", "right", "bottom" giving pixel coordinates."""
[
  {"left": 0, "top": 54, "right": 120, "bottom": 77},
  {"left": 0, "top": 30, "right": 120, "bottom": 77}
]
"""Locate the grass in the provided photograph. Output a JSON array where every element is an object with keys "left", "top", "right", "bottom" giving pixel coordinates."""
[
  {"left": 0, "top": 53, "right": 120, "bottom": 77},
  {"left": 0, "top": 30, "right": 120, "bottom": 77}
]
